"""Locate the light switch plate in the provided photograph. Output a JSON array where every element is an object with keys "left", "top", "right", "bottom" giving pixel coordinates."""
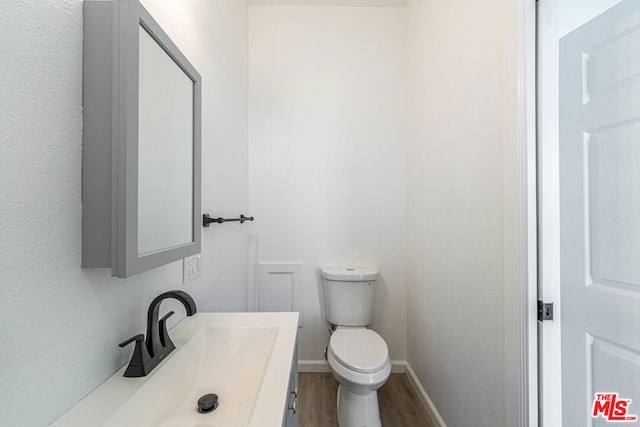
[{"left": 183, "top": 254, "right": 201, "bottom": 284}]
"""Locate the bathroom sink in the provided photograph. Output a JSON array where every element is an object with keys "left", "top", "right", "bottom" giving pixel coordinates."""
[
  {"left": 52, "top": 313, "right": 299, "bottom": 427},
  {"left": 107, "top": 326, "right": 278, "bottom": 426}
]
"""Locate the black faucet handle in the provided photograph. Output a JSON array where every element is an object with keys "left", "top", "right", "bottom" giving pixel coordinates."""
[
  {"left": 159, "top": 311, "right": 176, "bottom": 352},
  {"left": 160, "top": 311, "right": 175, "bottom": 323},
  {"left": 119, "top": 334, "right": 152, "bottom": 377},
  {"left": 119, "top": 333, "right": 145, "bottom": 348}
]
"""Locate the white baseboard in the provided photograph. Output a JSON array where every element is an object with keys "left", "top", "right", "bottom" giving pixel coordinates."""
[
  {"left": 299, "top": 360, "right": 331, "bottom": 373},
  {"left": 390, "top": 360, "right": 407, "bottom": 373},
  {"left": 405, "top": 363, "right": 447, "bottom": 427},
  {"left": 298, "top": 359, "right": 407, "bottom": 373}
]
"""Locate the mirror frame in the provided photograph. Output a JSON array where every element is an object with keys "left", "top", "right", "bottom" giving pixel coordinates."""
[
  {"left": 82, "top": 0, "right": 201, "bottom": 278},
  {"left": 116, "top": 0, "right": 202, "bottom": 277}
]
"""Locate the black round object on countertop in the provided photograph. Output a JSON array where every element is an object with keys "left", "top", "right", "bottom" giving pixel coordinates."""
[{"left": 197, "top": 393, "right": 219, "bottom": 414}]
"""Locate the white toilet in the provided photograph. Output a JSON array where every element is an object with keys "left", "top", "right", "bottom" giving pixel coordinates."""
[{"left": 321, "top": 267, "right": 391, "bottom": 427}]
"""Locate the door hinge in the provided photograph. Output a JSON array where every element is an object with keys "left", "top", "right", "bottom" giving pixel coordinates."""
[{"left": 537, "top": 300, "right": 554, "bottom": 321}]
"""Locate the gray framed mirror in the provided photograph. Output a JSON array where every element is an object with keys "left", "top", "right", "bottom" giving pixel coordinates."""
[{"left": 82, "top": 0, "right": 201, "bottom": 278}]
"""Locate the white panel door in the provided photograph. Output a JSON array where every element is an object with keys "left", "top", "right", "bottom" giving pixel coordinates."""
[{"left": 560, "top": 1, "right": 640, "bottom": 425}]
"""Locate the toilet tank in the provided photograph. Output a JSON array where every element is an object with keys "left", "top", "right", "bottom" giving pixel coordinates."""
[{"left": 320, "top": 267, "right": 378, "bottom": 327}]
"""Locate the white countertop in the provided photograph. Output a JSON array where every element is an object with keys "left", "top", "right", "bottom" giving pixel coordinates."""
[{"left": 51, "top": 312, "right": 299, "bottom": 427}]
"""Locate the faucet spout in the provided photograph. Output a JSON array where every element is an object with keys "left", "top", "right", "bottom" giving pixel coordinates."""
[
  {"left": 119, "top": 290, "right": 197, "bottom": 377},
  {"left": 145, "top": 290, "right": 197, "bottom": 358}
]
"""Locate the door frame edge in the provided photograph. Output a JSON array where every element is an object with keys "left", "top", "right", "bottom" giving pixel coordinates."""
[{"left": 507, "top": 0, "right": 539, "bottom": 426}]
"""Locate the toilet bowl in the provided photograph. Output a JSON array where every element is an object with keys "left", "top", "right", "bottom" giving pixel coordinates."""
[
  {"left": 327, "top": 327, "right": 391, "bottom": 427},
  {"left": 320, "top": 267, "right": 391, "bottom": 427}
]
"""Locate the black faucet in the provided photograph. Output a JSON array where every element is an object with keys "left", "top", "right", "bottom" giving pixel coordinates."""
[{"left": 119, "top": 290, "right": 197, "bottom": 377}]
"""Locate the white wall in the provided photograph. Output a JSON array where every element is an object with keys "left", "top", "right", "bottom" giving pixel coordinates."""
[
  {"left": 248, "top": 5, "right": 407, "bottom": 363},
  {"left": 0, "top": 0, "right": 248, "bottom": 424},
  {"left": 140, "top": 0, "right": 250, "bottom": 312},
  {"left": 405, "top": 0, "right": 518, "bottom": 426}
]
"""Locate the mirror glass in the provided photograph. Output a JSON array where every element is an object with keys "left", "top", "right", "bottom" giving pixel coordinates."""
[{"left": 137, "top": 25, "right": 194, "bottom": 255}]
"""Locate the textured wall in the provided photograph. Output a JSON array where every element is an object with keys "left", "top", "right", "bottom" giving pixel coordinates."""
[
  {"left": 248, "top": 5, "right": 407, "bottom": 363},
  {"left": 0, "top": 0, "right": 248, "bottom": 424}
]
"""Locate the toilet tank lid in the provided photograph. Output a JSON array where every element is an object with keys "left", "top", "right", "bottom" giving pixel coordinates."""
[{"left": 320, "top": 267, "right": 378, "bottom": 281}]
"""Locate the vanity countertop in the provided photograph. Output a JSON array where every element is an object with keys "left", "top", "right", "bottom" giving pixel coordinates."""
[{"left": 52, "top": 312, "right": 299, "bottom": 427}]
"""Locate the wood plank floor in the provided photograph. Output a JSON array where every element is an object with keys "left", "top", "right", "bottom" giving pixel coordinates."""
[{"left": 298, "top": 373, "right": 435, "bottom": 427}]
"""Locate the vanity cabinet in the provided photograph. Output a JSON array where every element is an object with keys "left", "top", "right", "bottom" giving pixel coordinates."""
[
  {"left": 283, "top": 343, "right": 299, "bottom": 427},
  {"left": 82, "top": 0, "right": 201, "bottom": 278}
]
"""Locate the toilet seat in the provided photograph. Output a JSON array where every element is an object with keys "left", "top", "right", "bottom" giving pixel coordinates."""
[{"left": 329, "top": 328, "right": 389, "bottom": 374}]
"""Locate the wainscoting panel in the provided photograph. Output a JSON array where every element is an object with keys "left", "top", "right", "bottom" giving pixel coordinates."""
[{"left": 258, "top": 262, "right": 303, "bottom": 326}]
